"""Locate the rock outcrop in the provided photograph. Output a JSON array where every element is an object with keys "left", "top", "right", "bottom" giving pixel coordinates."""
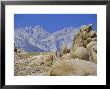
[
  {"left": 50, "top": 59, "right": 97, "bottom": 76},
  {"left": 71, "top": 24, "right": 97, "bottom": 63},
  {"left": 72, "top": 46, "right": 89, "bottom": 60},
  {"left": 60, "top": 43, "right": 68, "bottom": 55}
]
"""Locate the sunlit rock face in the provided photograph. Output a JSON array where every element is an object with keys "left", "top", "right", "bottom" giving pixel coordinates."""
[{"left": 71, "top": 24, "right": 97, "bottom": 63}]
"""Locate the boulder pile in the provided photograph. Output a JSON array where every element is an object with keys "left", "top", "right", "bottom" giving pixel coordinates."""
[
  {"left": 71, "top": 24, "right": 97, "bottom": 63},
  {"left": 50, "top": 24, "right": 97, "bottom": 76}
]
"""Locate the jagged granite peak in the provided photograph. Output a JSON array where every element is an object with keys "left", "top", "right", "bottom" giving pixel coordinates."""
[{"left": 14, "top": 25, "right": 79, "bottom": 52}]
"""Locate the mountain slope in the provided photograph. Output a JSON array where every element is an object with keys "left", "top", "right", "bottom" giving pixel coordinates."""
[{"left": 14, "top": 25, "right": 79, "bottom": 52}]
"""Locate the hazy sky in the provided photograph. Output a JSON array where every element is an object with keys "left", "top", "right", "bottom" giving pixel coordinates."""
[{"left": 14, "top": 14, "right": 97, "bottom": 33}]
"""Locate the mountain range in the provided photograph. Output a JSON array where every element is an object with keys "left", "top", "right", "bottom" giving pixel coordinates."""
[{"left": 14, "top": 25, "right": 79, "bottom": 52}]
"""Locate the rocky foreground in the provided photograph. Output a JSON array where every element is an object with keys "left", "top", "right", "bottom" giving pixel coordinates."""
[{"left": 14, "top": 24, "right": 97, "bottom": 76}]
